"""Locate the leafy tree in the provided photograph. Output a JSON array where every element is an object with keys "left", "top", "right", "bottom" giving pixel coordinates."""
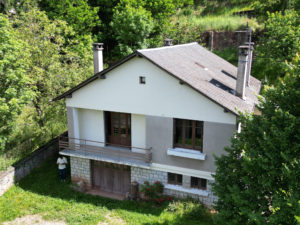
[
  {"left": 10, "top": 7, "right": 93, "bottom": 147},
  {"left": 89, "top": 0, "right": 191, "bottom": 60},
  {"left": 0, "top": 14, "right": 33, "bottom": 152},
  {"left": 38, "top": 0, "right": 100, "bottom": 35},
  {"left": 111, "top": 3, "right": 154, "bottom": 56},
  {"left": 0, "top": 0, "right": 38, "bottom": 14},
  {"left": 213, "top": 57, "right": 300, "bottom": 224},
  {"left": 252, "top": 10, "right": 299, "bottom": 84},
  {"left": 252, "top": 0, "right": 299, "bottom": 16}
]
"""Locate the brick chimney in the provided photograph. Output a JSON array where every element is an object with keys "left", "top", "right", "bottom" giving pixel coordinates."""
[
  {"left": 236, "top": 46, "right": 249, "bottom": 99},
  {"left": 245, "top": 42, "right": 254, "bottom": 86},
  {"left": 92, "top": 43, "right": 104, "bottom": 74},
  {"left": 164, "top": 39, "right": 173, "bottom": 46}
]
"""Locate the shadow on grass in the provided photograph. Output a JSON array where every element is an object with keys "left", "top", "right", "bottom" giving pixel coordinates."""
[{"left": 17, "top": 155, "right": 169, "bottom": 217}]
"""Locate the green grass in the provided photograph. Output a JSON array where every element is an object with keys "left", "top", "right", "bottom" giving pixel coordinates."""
[
  {"left": 172, "top": 13, "right": 260, "bottom": 33},
  {"left": 0, "top": 157, "right": 214, "bottom": 225}
]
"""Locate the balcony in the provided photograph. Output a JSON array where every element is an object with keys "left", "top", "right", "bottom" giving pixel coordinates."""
[{"left": 59, "top": 136, "right": 152, "bottom": 168}]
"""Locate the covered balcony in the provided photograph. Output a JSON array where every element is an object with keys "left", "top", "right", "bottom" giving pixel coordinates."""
[{"left": 58, "top": 135, "right": 152, "bottom": 168}]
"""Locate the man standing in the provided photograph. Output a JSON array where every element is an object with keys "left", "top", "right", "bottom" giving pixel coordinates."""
[{"left": 57, "top": 155, "right": 68, "bottom": 181}]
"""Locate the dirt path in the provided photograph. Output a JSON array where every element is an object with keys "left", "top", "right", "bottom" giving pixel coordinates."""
[
  {"left": 3, "top": 215, "right": 66, "bottom": 225},
  {"left": 3, "top": 213, "right": 125, "bottom": 225},
  {"left": 98, "top": 212, "right": 125, "bottom": 225}
]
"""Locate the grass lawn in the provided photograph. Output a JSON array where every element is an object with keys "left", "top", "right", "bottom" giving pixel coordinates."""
[{"left": 0, "top": 156, "right": 214, "bottom": 225}]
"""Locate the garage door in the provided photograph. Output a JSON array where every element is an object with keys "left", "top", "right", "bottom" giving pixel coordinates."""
[{"left": 92, "top": 161, "right": 131, "bottom": 195}]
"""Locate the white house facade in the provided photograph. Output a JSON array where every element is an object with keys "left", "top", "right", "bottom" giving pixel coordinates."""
[{"left": 54, "top": 41, "right": 261, "bottom": 206}]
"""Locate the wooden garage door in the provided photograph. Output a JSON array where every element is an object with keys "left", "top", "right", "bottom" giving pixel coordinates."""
[{"left": 92, "top": 161, "right": 131, "bottom": 195}]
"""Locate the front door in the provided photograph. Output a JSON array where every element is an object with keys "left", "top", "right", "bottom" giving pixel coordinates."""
[{"left": 105, "top": 112, "right": 131, "bottom": 147}]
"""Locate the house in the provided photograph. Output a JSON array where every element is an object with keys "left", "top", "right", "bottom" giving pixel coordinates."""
[{"left": 54, "top": 40, "right": 261, "bottom": 206}]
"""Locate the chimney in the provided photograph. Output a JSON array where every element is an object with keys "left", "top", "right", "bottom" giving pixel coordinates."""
[
  {"left": 164, "top": 39, "right": 173, "bottom": 46},
  {"left": 244, "top": 42, "right": 254, "bottom": 86},
  {"left": 92, "top": 43, "right": 104, "bottom": 74},
  {"left": 236, "top": 46, "right": 249, "bottom": 99}
]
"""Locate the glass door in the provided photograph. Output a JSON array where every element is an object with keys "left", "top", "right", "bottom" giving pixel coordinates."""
[{"left": 106, "top": 112, "right": 131, "bottom": 148}]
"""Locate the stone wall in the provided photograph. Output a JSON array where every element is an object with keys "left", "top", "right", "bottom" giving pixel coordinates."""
[
  {"left": 201, "top": 30, "right": 261, "bottom": 51},
  {"left": 131, "top": 167, "right": 167, "bottom": 185},
  {"left": 0, "top": 167, "right": 15, "bottom": 196},
  {"left": 131, "top": 166, "right": 217, "bottom": 207},
  {"left": 164, "top": 181, "right": 218, "bottom": 207},
  {"left": 70, "top": 157, "right": 92, "bottom": 188},
  {"left": 0, "top": 136, "right": 60, "bottom": 196}
]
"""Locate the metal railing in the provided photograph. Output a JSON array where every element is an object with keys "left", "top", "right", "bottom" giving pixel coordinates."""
[{"left": 59, "top": 135, "right": 152, "bottom": 163}]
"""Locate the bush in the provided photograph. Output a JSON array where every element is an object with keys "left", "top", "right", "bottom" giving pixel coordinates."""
[{"left": 140, "top": 181, "right": 172, "bottom": 204}]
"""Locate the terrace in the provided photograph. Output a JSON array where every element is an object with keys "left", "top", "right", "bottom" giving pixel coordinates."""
[{"left": 58, "top": 135, "right": 152, "bottom": 168}]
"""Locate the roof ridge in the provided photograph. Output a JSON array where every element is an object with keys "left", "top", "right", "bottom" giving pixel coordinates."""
[{"left": 138, "top": 42, "right": 198, "bottom": 52}]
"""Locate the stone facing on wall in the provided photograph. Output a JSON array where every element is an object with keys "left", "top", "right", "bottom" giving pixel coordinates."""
[
  {"left": 131, "top": 167, "right": 168, "bottom": 185},
  {"left": 131, "top": 166, "right": 217, "bottom": 207},
  {"left": 70, "top": 157, "right": 91, "bottom": 188},
  {"left": 164, "top": 181, "right": 218, "bottom": 207}
]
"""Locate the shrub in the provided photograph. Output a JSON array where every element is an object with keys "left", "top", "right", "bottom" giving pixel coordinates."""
[{"left": 140, "top": 181, "right": 171, "bottom": 204}]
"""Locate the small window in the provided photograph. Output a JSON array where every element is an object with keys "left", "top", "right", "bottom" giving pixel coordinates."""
[
  {"left": 168, "top": 173, "right": 182, "bottom": 185},
  {"left": 191, "top": 177, "right": 207, "bottom": 190},
  {"left": 139, "top": 76, "right": 146, "bottom": 84}
]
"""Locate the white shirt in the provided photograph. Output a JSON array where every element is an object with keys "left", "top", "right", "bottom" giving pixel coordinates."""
[{"left": 57, "top": 157, "right": 67, "bottom": 170}]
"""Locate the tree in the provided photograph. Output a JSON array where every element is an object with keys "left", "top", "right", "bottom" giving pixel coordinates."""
[
  {"left": 111, "top": 3, "right": 154, "bottom": 56},
  {"left": 252, "top": 10, "right": 300, "bottom": 84},
  {"left": 10, "top": 7, "right": 93, "bottom": 148},
  {"left": 0, "top": 0, "right": 39, "bottom": 14},
  {"left": 252, "top": 0, "right": 300, "bottom": 17},
  {"left": 0, "top": 14, "right": 33, "bottom": 152},
  {"left": 213, "top": 57, "right": 300, "bottom": 224},
  {"left": 38, "top": 0, "right": 100, "bottom": 35}
]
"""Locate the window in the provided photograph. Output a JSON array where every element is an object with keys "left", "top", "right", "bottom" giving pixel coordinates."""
[
  {"left": 191, "top": 177, "right": 207, "bottom": 190},
  {"left": 139, "top": 76, "right": 146, "bottom": 84},
  {"left": 168, "top": 173, "right": 182, "bottom": 185},
  {"left": 174, "top": 119, "right": 203, "bottom": 151}
]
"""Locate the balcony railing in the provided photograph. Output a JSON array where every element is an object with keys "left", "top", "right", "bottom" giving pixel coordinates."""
[{"left": 59, "top": 135, "right": 152, "bottom": 163}]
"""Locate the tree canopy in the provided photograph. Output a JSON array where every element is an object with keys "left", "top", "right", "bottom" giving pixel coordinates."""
[
  {"left": 213, "top": 57, "right": 300, "bottom": 224},
  {"left": 111, "top": 3, "right": 154, "bottom": 56},
  {"left": 38, "top": 0, "right": 100, "bottom": 35},
  {"left": 0, "top": 14, "right": 33, "bottom": 153},
  {"left": 253, "top": 10, "right": 299, "bottom": 84}
]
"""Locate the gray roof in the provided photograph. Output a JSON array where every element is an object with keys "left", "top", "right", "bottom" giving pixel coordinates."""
[
  {"left": 138, "top": 42, "right": 261, "bottom": 115},
  {"left": 54, "top": 42, "right": 261, "bottom": 115}
]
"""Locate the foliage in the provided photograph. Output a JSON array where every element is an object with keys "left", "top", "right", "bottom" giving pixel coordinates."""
[
  {"left": 253, "top": 10, "right": 299, "bottom": 84},
  {"left": 140, "top": 181, "right": 171, "bottom": 203},
  {"left": 252, "top": 0, "right": 300, "bottom": 16},
  {"left": 0, "top": 157, "right": 214, "bottom": 225},
  {"left": 0, "top": 7, "right": 94, "bottom": 168},
  {"left": 0, "top": 0, "right": 38, "bottom": 14},
  {"left": 163, "top": 12, "right": 259, "bottom": 45},
  {"left": 0, "top": 14, "right": 33, "bottom": 153},
  {"left": 38, "top": 0, "right": 100, "bottom": 35},
  {"left": 111, "top": 3, "right": 154, "bottom": 56},
  {"left": 213, "top": 57, "right": 300, "bottom": 224},
  {"left": 213, "top": 47, "right": 238, "bottom": 66}
]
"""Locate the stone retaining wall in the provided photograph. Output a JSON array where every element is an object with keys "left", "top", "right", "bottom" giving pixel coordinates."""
[{"left": 0, "top": 135, "right": 60, "bottom": 196}]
